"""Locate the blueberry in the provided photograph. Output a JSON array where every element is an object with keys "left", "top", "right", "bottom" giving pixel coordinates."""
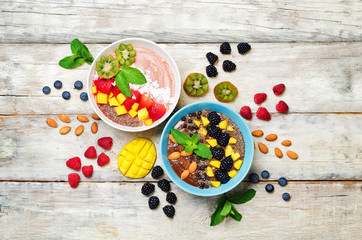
[
  {"left": 54, "top": 80, "right": 62, "bottom": 89},
  {"left": 261, "top": 170, "right": 270, "bottom": 179},
  {"left": 265, "top": 184, "right": 274, "bottom": 193},
  {"left": 282, "top": 192, "right": 290, "bottom": 201},
  {"left": 278, "top": 177, "right": 288, "bottom": 187},
  {"left": 74, "top": 80, "right": 83, "bottom": 90},
  {"left": 62, "top": 91, "right": 71, "bottom": 100},
  {"left": 80, "top": 92, "right": 88, "bottom": 101},
  {"left": 42, "top": 86, "right": 51, "bottom": 94},
  {"left": 249, "top": 173, "right": 259, "bottom": 183}
]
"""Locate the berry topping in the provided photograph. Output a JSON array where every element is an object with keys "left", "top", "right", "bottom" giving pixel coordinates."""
[
  {"left": 84, "top": 146, "right": 97, "bottom": 159},
  {"left": 220, "top": 156, "right": 233, "bottom": 172},
  {"left": 163, "top": 205, "right": 175, "bottom": 218},
  {"left": 42, "top": 86, "right": 51, "bottom": 95},
  {"left": 74, "top": 80, "right": 83, "bottom": 90},
  {"left": 273, "top": 83, "right": 286, "bottom": 96},
  {"left": 240, "top": 106, "right": 252, "bottom": 120},
  {"left": 207, "top": 111, "right": 221, "bottom": 125},
  {"left": 82, "top": 165, "right": 93, "bottom": 178},
  {"left": 97, "top": 153, "right": 110, "bottom": 167},
  {"left": 282, "top": 192, "right": 291, "bottom": 201},
  {"left": 237, "top": 43, "right": 251, "bottom": 54},
  {"left": 261, "top": 170, "right": 270, "bottom": 179},
  {"left": 217, "top": 132, "right": 230, "bottom": 147},
  {"left": 206, "top": 52, "right": 219, "bottom": 65},
  {"left": 151, "top": 166, "right": 164, "bottom": 179},
  {"left": 54, "top": 80, "right": 63, "bottom": 89},
  {"left": 141, "top": 182, "right": 155, "bottom": 196},
  {"left": 220, "top": 42, "right": 231, "bottom": 54},
  {"left": 276, "top": 100, "right": 289, "bottom": 113},
  {"left": 250, "top": 173, "right": 260, "bottom": 183},
  {"left": 210, "top": 147, "right": 225, "bottom": 160},
  {"left": 98, "top": 137, "right": 113, "bottom": 150},
  {"left": 139, "top": 93, "right": 154, "bottom": 110},
  {"left": 166, "top": 192, "right": 177, "bottom": 204},
  {"left": 254, "top": 93, "right": 267, "bottom": 105},
  {"left": 111, "top": 85, "right": 122, "bottom": 97},
  {"left": 66, "top": 157, "right": 81, "bottom": 171},
  {"left": 148, "top": 196, "right": 160, "bottom": 209},
  {"left": 278, "top": 177, "right": 288, "bottom": 186},
  {"left": 124, "top": 90, "right": 141, "bottom": 111},
  {"left": 149, "top": 102, "right": 167, "bottom": 122},
  {"left": 214, "top": 170, "right": 230, "bottom": 184},
  {"left": 158, "top": 179, "right": 171, "bottom": 192},
  {"left": 68, "top": 173, "right": 80, "bottom": 188},
  {"left": 94, "top": 79, "right": 113, "bottom": 94},
  {"left": 80, "top": 92, "right": 88, "bottom": 101},
  {"left": 222, "top": 60, "right": 236, "bottom": 72},
  {"left": 206, "top": 65, "right": 218, "bottom": 77},
  {"left": 206, "top": 125, "right": 221, "bottom": 139},
  {"left": 62, "top": 91, "right": 71, "bottom": 100},
  {"left": 265, "top": 184, "right": 274, "bottom": 193},
  {"left": 256, "top": 107, "right": 271, "bottom": 121}
]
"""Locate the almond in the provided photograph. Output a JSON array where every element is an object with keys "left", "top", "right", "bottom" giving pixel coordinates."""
[
  {"left": 91, "top": 122, "right": 98, "bottom": 134},
  {"left": 92, "top": 114, "right": 101, "bottom": 120},
  {"left": 281, "top": 140, "right": 292, "bottom": 146},
  {"left": 58, "top": 114, "right": 71, "bottom": 123},
  {"left": 188, "top": 162, "right": 197, "bottom": 173},
  {"left": 265, "top": 134, "right": 278, "bottom": 141},
  {"left": 169, "top": 134, "right": 177, "bottom": 144},
  {"left": 258, "top": 142, "right": 268, "bottom": 154},
  {"left": 252, "top": 130, "right": 263, "bottom": 137},
  {"left": 168, "top": 152, "right": 181, "bottom": 160},
  {"left": 75, "top": 125, "right": 84, "bottom": 136},
  {"left": 181, "top": 150, "right": 193, "bottom": 157},
  {"left": 181, "top": 169, "right": 190, "bottom": 180},
  {"left": 286, "top": 151, "right": 298, "bottom": 160},
  {"left": 274, "top": 147, "right": 283, "bottom": 158},
  {"left": 59, "top": 126, "right": 71, "bottom": 135},
  {"left": 46, "top": 118, "right": 58, "bottom": 128},
  {"left": 77, "top": 115, "right": 89, "bottom": 122}
]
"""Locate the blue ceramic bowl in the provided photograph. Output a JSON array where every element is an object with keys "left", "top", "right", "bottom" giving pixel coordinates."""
[{"left": 160, "top": 101, "right": 254, "bottom": 197}]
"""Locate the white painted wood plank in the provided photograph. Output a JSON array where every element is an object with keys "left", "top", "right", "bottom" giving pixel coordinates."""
[
  {"left": 0, "top": 113, "right": 361, "bottom": 181},
  {"left": 0, "top": 43, "right": 361, "bottom": 114},
  {"left": 0, "top": 181, "right": 361, "bottom": 239},
  {"left": 0, "top": 0, "right": 361, "bottom": 43}
]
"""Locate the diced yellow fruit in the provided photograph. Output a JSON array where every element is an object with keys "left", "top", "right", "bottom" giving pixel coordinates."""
[
  {"left": 138, "top": 108, "right": 149, "bottom": 121},
  {"left": 211, "top": 181, "right": 221, "bottom": 188},
  {"left": 210, "top": 160, "right": 221, "bottom": 168},
  {"left": 128, "top": 109, "right": 138, "bottom": 118},
  {"left": 206, "top": 144, "right": 210, "bottom": 148},
  {"left": 131, "top": 103, "right": 139, "bottom": 111},
  {"left": 118, "top": 138, "right": 156, "bottom": 178},
  {"left": 198, "top": 127, "right": 207, "bottom": 136},
  {"left": 225, "top": 145, "right": 234, "bottom": 157},
  {"left": 219, "top": 120, "right": 228, "bottom": 129},
  {"left": 228, "top": 170, "right": 238, "bottom": 178},
  {"left": 201, "top": 116, "right": 210, "bottom": 127},
  {"left": 229, "top": 137, "right": 237, "bottom": 144},
  {"left": 108, "top": 93, "right": 114, "bottom": 101},
  {"left": 109, "top": 97, "right": 120, "bottom": 107},
  {"left": 145, "top": 119, "right": 153, "bottom": 126},
  {"left": 231, "top": 152, "right": 241, "bottom": 161},
  {"left": 206, "top": 139, "right": 218, "bottom": 147},
  {"left": 234, "top": 160, "right": 243, "bottom": 170},
  {"left": 97, "top": 93, "right": 108, "bottom": 104},
  {"left": 193, "top": 120, "right": 201, "bottom": 127},
  {"left": 206, "top": 166, "right": 214, "bottom": 177},
  {"left": 116, "top": 93, "right": 126, "bottom": 105},
  {"left": 227, "top": 126, "right": 235, "bottom": 132},
  {"left": 115, "top": 105, "right": 127, "bottom": 115},
  {"left": 92, "top": 86, "right": 97, "bottom": 94}
]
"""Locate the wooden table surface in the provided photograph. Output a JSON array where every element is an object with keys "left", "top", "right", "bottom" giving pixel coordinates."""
[{"left": 1, "top": 1, "right": 361, "bottom": 239}]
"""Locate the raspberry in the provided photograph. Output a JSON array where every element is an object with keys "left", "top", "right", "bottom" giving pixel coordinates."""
[
  {"left": 217, "top": 132, "right": 230, "bottom": 147},
  {"left": 206, "top": 125, "right": 221, "bottom": 139},
  {"left": 256, "top": 107, "right": 271, "bottom": 121},
  {"left": 214, "top": 170, "right": 230, "bottom": 184},
  {"left": 84, "top": 146, "right": 97, "bottom": 159},
  {"left": 273, "top": 83, "right": 286, "bottom": 96},
  {"left": 276, "top": 101, "right": 289, "bottom": 113},
  {"left": 158, "top": 179, "right": 171, "bottom": 192},
  {"left": 66, "top": 157, "right": 81, "bottom": 171},
  {"left": 151, "top": 165, "right": 164, "bottom": 179},
  {"left": 240, "top": 106, "right": 252, "bottom": 120},
  {"left": 206, "top": 52, "right": 218, "bottom": 65},
  {"left": 222, "top": 60, "right": 236, "bottom": 72},
  {"left": 82, "top": 165, "right": 93, "bottom": 178},
  {"left": 220, "top": 156, "right": 233, "bottom": 172},
  {"left": 254, "top": 93, "right": 267, "bottom": 105},
  {"left": 220, "top": 42, "right": 231, "bottom": 54},
  {"left": 207, "top": 111, "right": 221, "bottom": 125},
  {"left": 141, "top": 182, "right": 155, "bottom": 196},
  {"left": 68, "top": 173, "right": 80, "bottom": 188},
  {"left": 94, "top": 79, "right": 113, "bottom": 94},
  {"left": 206, "top": 65, "right": 218, "bottom": 77},
  {"left": 98, "top": 137, "right": 113, "bottom": 150},
  {"left": 237, "top": 43, "right": 251, "bottom": 54},
  {"left": 166, "top": 192, "right": 177, "bottom": 204},
  {"left": 148, "top": 196, "right": 159, "bottom": 209},
  {"left": 163, "top": 205, "right": 175, "bottom": 218},
  {"left": 210, "top": 147, "right": 225, "bottom": 160},
  {"left": 97, "top": 152, "right": 110, "bottom": 167}
]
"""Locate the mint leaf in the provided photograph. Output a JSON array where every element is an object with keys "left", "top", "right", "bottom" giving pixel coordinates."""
[
  {"left": 60, "top": 39, "right": 93, "bottom": 69},
  {"left": 171, "top": 129, "right": 191, "bottom": 145},
  {"left": 194, "top": 142, "right": 212, "bottom": 159},
  {"left": 79, "top": 42, "right": 94, "bottom": 62},
  {"left": 70, "top": 39, "right": 82, "bottom": 56},
  {"left": 191, "top": 134, "right": 199, "bottom": 144},
  {"left": 210, "top": 196, "right": 226, "bottom": 226},
  {"left": 185, "top": 146, "right": 194, "bottom": 153},
  {"left": 185, "top": 140, "right": 192, "bottom": 146},
  {"left": 59, "top": 55, "right": 84, "bottom": 69},
  {"left": 229, "top": 205, "right": 242, "bottom": 221},
  {"left": 115, "top": 71, "right": 131, "bottom": 97},
  {"left": 226, "top": 189, "right": 256, "bottom": 204},
  {"left": 220, "top": 200, "right": 232, "bottom": 216},
  {"left": 120, "top": 66, "right": 147, "bottom": 85}
]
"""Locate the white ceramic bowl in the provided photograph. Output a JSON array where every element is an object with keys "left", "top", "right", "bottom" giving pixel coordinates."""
[{"left": 87, "top": 38, "right": 181, "bottom": 132}]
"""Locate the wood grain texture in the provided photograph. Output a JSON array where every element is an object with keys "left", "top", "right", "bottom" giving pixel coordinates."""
[
  {"left": 0, "top": 43, "right": 361, "bottom": 114},
  {"left": 1, "top": 0, "right": 361, "bottom": 43},
  {"left": 0, "top": 181, "right": 361, "bottom": 239},
  {"left": 0, "top": 113, "right": 361, "bottom": 181}
]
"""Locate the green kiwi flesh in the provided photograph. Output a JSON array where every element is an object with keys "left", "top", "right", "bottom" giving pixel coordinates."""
[
  {"left": 96, "top": 55, "right": 119, "bottom": 79},
  {"left": 214, "top": 81, "right": 238, "bottom": 102},
  {"left": 115, "top": 44, "right": 136, "bottom": 66},
  {"left": 183, "top": 73, "right": 208, "bottom": 97}
]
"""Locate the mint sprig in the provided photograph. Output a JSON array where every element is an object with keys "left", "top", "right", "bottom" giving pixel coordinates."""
[
  {"left": 170, "top": 129, "right": 212, "bottom": 158},
  {"left": 115, "top": 66, "right": 147, "bottom": 97},
  {"left": 210, "top": 189, "right": 256, "bottom": 226},
  {"left": 59, "top": 39, "right": 94, "bottom": 69}
]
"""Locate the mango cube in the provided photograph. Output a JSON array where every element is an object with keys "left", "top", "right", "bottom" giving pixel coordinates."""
[
  {"left": 231, "top": 152, "right": 240, "bottom": 161},
  {"left": 198, "top": 127, "right": 207, "bottom": 136},
  {"left": 206, "top": 166, "right": 214, "bottom": 177},
  {"left": 228, "top": 170, "right": 238, "bottom": 178},
  {"left": 108, "top": 93, "right": 114, "bottom": 101},
  {"left": 234, "top": 160, "right": 243, "bottom": 170},
  {"left": 138, "top": 108, "right": 149, "bottom": 121},
  {"left": 229, "top": 137, "right": 237, "bottom": 144},
  {"left": 193, "top": 120, "right": 201, "bottom": 127},
  {"left": 116, "top": 93, "right": 126, "bottom": 105},
  {"left": 201, "top": 116, "right": 210, "bottom": 126},
  {"left": 115, "top": 105, "right": 127, "bottom": 115},
  {"left": 219, "top": 120, "right": 228, "bottom": 129},
  {"left": 206, "top": 139, "right": 218, "bottom": 147},
  {"left": 227, "top": 126, "right": 235, "bottom": 132},
  {"left": 128, "top": 109, "right": 138, "bottom": 118},
  {"left": 97, "top": 93, "right": 108, "bottom": 104},
  {"left": 92, "top": 86, "right": 97, "bottom": 94},
  {"left": 211, "top": 181, "right": 221, "bottom": 188},
  {"left": 210, "top": 160, "right": 221, "bottom": 168},
  {"left": 206, "top": 144, "right": 210, "bottom": 148},
  {"left": 144, "top": 119, "right": 153, "bottom": 126},
  {"left": 225, "top": 145, "right": 234, "bottom": 157},
  {"left": 131, "top": 103, "right": 139, "bottom": 111},
  {"left": 109, "top": 97, "right": 120, "bottom": 107}
]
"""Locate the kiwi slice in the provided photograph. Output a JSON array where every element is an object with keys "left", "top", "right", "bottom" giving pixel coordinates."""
[
  {"left": 214, "top": 81, "right": 238, "bottom": 102},
  {"left": 96, "top": 55, "right": 119, "bottom": 79},
  {"left": 183, "top": 73, "right": 208, "bottom": 97},
  {"left": 115, "top": 44, "right": 136, "bottom": 66}
]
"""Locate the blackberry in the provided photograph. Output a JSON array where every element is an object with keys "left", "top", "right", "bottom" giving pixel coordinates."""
[
  {"left": 163, "top": 205, "right": 175, "bottom": 218},
  {"left": 151, "top": 165, "right": 164, "bottom": 179},
  {"left": 220, "top": 42, "right": 231, "bottom": 54},
  {"left": 54, "top": 80, "right": 62, "bottom": 89},
  {"left": 74, "top": 80, "right": 83, "bottom": 90},
  {"left": 206, "top": 52, "right": 219, "bottom": 65},
  {"left": 217, "top": 132, "right": 230, "bottom": 147},
  {"left": 148, "top": 196, "right": 159, "bottom": 209},
  {"left": 42, "top": 86, "right": 51, "bottom": 95},
  {"left": 214, "top": 170, "right": 230, "bottom": 184},
  {"left": 206, "top": 125, "right": 221, "bottom": 139},
  {"left": 141, "top": 182, "right": 155, "bottom": 196},
  {"left": 206, "top": 65, "right": 218, "bottom": 77},
  {"left": 282, "top": 192, "right": 290, "bottom": 201},
  {"left": 222, "top": 60, "right": 236, "bottom": 72},
  {"left": 166, "top": 192, "right": 177, "bottom": 204},
  {"left": 80, "top": 92, "right": 88, "bottom": 101},
  {"left": 261, "top": 170, "right": 270, "bottom": 179},
  {"left": 62, "top": 91, "right": 71, "bottom": 100},
  {"left": 220, "top": 156, "right": 233, "bottom": 172},
  {"left": 207, "top": 111, "right": 221, "bottom": 125},
  {"left": 250, "top": 173, "right": 259, "bottom": 183},
  {"left": 158, "top": 179, "right": 171, "bottom": 192},
  {"left": 265, "top": 184, "right": 274, "bottom": 193},
  {"left": 210, "top": 147, "right": 225, "bottom": 160},
  {"left": 237, "top": 42, "right": 251, "bottom": 55},
  {"left": 278, "top": 177, "right": 288, "bottom": 187}
]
